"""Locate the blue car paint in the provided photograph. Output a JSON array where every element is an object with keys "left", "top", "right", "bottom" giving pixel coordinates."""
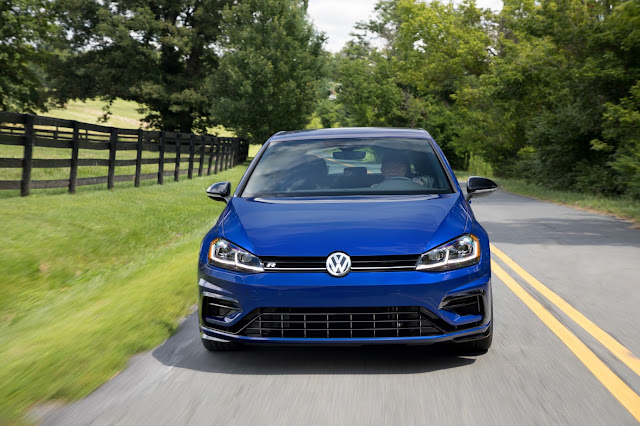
[
  {"left": 198, "top": 127, "right": 492, "bottom": 345},
  {"left": 214, "top": 194, "right": 468, "bottom": 257}
]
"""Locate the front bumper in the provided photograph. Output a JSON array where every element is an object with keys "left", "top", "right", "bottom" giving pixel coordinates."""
[{"left": 197, "top": 262, "right": 492, "bottom": 345}]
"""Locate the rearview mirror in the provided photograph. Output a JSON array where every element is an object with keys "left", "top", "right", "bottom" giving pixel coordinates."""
[
  {"left": 206, "top": 181, "right": 231, "bottom": 203},
  {"left": 465, "top": 176, "right": 497, "bottom": 201},
  {"left": 333, "top": 150, "right": 366, "bottom": 160}
]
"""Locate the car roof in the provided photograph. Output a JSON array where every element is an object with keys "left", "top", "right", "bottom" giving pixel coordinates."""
[{"left": 268, "top": 127, "right": 431, "bottom": 142}]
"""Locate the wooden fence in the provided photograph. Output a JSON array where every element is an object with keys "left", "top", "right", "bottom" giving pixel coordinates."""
[{"left": 0, "top": 112, "right": 248, "bottom": 196}]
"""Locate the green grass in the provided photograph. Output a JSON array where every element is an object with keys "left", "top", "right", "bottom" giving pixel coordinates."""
[
  {"left": 39, "top": 99, "right": 236, "bottom": 137},
  {"left": 454, "top": 171, "right": 640, "bottom": 225},
  {"left": 0, "top": 160, "right": 251, "bottom": 423},
  {"left": 41, "top": 99, "right": 145, "bottom": 129}
]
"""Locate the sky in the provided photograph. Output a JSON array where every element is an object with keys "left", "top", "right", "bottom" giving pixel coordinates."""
[{"left": 307, "top": 0, "right": 504, "bottom": 53}]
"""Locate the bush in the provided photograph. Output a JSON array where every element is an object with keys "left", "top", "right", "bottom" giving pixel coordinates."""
[{"left": 467, "top": 154, "right": 494, "bottom": 177}]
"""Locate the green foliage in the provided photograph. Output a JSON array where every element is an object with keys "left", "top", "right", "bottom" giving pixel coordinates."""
[
  {"left": 467, "top": 154, "right": 494, "bottom": 177},
  {"left": 335, "top": 44, "right": 405, "bottom": 127},
  {"left": 327, "top": 0, "right": 640, "bottom": 198},
  {"left": 0, "top": 0, "right": 58, "bottom": 112},
  {"left": 48, "top": 0, "right": 235, "bottom": 132},
  {"left": 210, "top": 0, "right": 327, "bottom": 144},
  {"left": 595, "top": 81, "right": 640, "bottom": 197},
  {"left": 333, "top": 0, "right": 495, "bottom": 168},
  {"left": 314, "top": 98, "right": 344, "bottom": 128}
]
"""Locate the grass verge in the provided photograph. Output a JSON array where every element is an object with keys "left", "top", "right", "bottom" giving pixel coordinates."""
[
  {"left": 0, "top": 161, "right": 250, "bottom": 423},
  {"left": 454, "top": 171, "right": 640, "bottom": 225}
]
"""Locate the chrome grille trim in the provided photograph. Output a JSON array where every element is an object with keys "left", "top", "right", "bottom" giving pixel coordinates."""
[{"left": 261, "top": 255, "right": 420, "bottom": 273}]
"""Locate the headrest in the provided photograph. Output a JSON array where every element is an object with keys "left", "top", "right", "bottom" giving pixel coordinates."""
[{"left": 344, "top": 167, "right": 367, "bottom": 177}]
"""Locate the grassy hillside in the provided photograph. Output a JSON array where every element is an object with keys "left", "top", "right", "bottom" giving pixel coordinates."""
[
  {"left": 41, "top": 99, "right": 145, "bottom": 129},
  {"left": 38, "top": 98, "right": 236, "bottom": 136},
  {"left": 0, "top": 159, "right": 252, "bottom": 423}
]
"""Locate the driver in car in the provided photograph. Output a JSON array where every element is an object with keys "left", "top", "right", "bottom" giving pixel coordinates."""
[
  {"left": 375, "top": 152, "right": 434, "bottom": 188},
  {"left": 381, "top": 152, "right": 410, "bottom": 179}
]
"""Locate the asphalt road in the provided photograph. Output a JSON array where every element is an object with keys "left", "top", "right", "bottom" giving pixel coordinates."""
[{"left": 42, "top": 188, "right": 640, "bottom": 425}]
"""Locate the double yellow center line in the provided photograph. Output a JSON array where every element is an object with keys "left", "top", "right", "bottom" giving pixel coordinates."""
[{"left": 490, "top": 244, "right": 640, "bottom": 422}]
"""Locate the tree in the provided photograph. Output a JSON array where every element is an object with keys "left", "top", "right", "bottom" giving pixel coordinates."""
[
  {"left": 335, "top": 42, "right": 405, "bottom": 128},
  {"left": 210, "top": 0, "right": 326, "bottom": 143},
  {"left": 49, "top": 0, "right": 234, "bottom": 132},
  {"left": 333, "top": 0, "right": 494, "bottom": 168},
  {"left": 0, "top": 0, "right": 58, "bottom": 112}
]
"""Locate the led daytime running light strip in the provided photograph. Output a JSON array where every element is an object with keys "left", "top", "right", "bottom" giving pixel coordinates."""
[
  {"left": 416, "top": 234, "right": 480, "bottom": 271},
  {"left": 209, "top": 239, "right": 264, "bottom": 272}
]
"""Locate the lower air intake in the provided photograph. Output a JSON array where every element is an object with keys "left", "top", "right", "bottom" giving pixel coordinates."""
[{"left": 241, "top": 307, "right": 444, "bottom": 339}]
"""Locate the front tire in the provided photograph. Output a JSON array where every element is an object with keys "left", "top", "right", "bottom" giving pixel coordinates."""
[{"left": 201, "top": 337, "right": 241, "bottom": 352}]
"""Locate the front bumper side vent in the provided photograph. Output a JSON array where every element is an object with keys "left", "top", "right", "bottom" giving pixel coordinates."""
[
  {"left": 202, "top": 294, "right": 241, "bottom": 322},
  {"left": 440, "top": 293, "right": 483, "bottom": 317}
]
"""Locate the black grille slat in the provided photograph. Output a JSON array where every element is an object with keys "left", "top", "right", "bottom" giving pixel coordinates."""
[{"left": 240, "top": 307, "right": 443, "bottom": 339}]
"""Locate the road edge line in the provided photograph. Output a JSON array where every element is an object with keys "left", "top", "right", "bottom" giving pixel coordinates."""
[
  {"left": 492, "top": 260, "right": 640, "bottom": 422},
  {"left": 490, "top": 243, "right": 640, "bottom": 377}
]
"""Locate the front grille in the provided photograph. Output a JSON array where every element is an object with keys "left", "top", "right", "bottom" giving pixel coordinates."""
[
  {"left": 261, "top": 255, "right": 420, "bottom": 272},
  {"left": 240, "top": 307, "right": 444, "bottom": 338}
]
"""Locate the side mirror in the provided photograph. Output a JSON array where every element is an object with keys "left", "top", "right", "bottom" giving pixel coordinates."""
[
  {"left": 465, "top": 176, "right": 497, "bottom": 201},
  {"left": 206, "top": 181, "right": 231, "bottom": 203}
]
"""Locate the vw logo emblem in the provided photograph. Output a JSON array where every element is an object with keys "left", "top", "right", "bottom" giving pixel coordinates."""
[{"left": 326, "top": 252, "right": 351, "bottom": 277}]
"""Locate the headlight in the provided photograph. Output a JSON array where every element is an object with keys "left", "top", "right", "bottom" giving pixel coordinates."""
[
  {"left": 208, "top": 238, "right": 264, "bottom": 273},
  {"left": 416, "top": 234, "right": 480, "bottom": 271}
]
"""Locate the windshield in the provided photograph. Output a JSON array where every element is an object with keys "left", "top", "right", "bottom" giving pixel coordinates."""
[{"left": 241, "top": 138, "right": 454, "bottom": 197}]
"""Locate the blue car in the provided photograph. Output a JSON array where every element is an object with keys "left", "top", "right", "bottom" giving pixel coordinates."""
[{"left": 198, "top": 128, "right": 497, "bottom": 352}]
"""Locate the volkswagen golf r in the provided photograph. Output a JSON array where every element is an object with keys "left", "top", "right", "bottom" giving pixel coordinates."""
[{"left": 198, "top": 128, "right": 497, "bottom": 352}]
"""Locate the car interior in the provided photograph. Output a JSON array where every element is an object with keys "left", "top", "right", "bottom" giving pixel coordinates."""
[
  {"left": 242, "top": 141, "right": 454, "bottom": 196},
  {"left": 284, "top": 150, "right": 450, "bottom": 191}
]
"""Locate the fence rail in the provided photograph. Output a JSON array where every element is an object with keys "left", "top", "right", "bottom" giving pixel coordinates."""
[{"left": 0, "top": 112, "right": 248, "bottom": 196}]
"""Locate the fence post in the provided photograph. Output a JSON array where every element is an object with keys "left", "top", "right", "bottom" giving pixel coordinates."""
[
  {"left": 188, "top": 134, "right": 195, "bottom": 179},
  {"left": 198, "top": 135, "right": 205, "bottom": 177},
  {"left": 69, "top": 121, "right": 80, "bottom": 194},
  {"left": 222, "top": 138, "right": 228, "bottom": 171},
  {"left": 158, "top": 131, "right": 165, "bottom": 185},
  {"left": 213, "top": 138, "right": 220, "bottom": 174},
  {"left": 220, "top": 138, "right": 226, "bottom": 171},
  {"left": 231, "top": 139, "right": 236, "bottom": 167},
  {"left": 20, "top": 114, "right": 35, "bottom": 196},
  {"left": 107, "top": 128, "right": 117, "bottom": 189},
  {"left": 175, "top": 133, "right": 182, "bottom": 182},
  {"left": 135, "top": 128, "right": 143, "bottom": 187},
  {"left": 209, "top": 137, "right": 216, "bottom": 175}
]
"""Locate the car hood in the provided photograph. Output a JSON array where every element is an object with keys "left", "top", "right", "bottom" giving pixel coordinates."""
[{"left": 219, "top": 194, "right": 470, "bottom": 257}]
